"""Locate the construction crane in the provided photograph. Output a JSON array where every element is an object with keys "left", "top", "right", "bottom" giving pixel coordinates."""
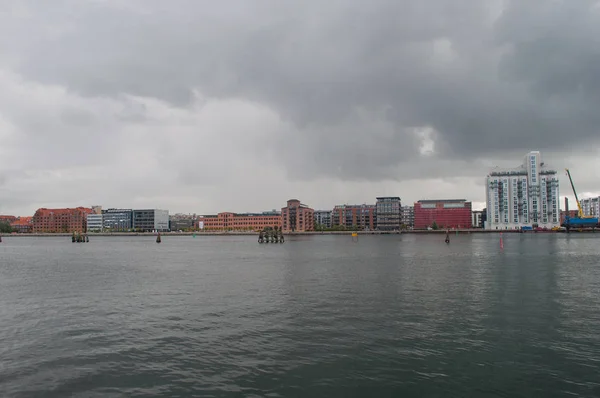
[{"left": 563, "top": 168, "right": 598, "bottom": 229}]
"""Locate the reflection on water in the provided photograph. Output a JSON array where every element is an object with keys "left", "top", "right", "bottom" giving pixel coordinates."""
[{"left": 0, "top": 234, "right": 599, "bottom": 397}]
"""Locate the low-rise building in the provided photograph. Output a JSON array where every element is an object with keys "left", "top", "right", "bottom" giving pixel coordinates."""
[
  {"left": 314, "top": 210, "right": 332, "bottom": 229},
  {"left": 198, "top": 211, "right": 281, "bottom": 231},
  {"left": 133, "top": 209, "right": 169, "bottom": 232},
  {"left": 401, "top": 206, "right": 414, "bottom": 228},
  {"left": 282, "top": 199, "right": 314, "bottom": 232},
  {"left": 102, "top": 208, "right": 133, "bottom": 231},
  {"left": 331, "top": 204, "right": 376, "bottom": 230},
  {"left": 32, "top": 207, "right": 93, "bottom": 233},
  {"left": 414, "top": 199, "right": 472, "bottom": 229},
  {"left": 10, "top": 217, "right": 32, "bottom": 233},
  {"left": 87, "top": 214, "right": 103, "bottom": 232},
  {"left": 376, "top": 197, "right": 401, "bottom": 231},
  {"left": 169, "top": 213, "right": 198, "bottom": 231}
]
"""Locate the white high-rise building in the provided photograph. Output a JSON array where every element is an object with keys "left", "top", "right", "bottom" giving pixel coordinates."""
[{"left": 485, "top": 151, "right": 560, "bottom": 230}]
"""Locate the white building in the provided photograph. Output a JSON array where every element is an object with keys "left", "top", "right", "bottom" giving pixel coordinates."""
[
  {"left": 485, "top": 151, "right": 560, "bottom": 230},
  {"left": 472, "top": 210, "right": 483, "bottom": 228},
  {"left": 87, "top": 214, "right": 103, "bottom": 232},
  {"left": 581, "top": 197, "right": 600, "bottom": 217}
]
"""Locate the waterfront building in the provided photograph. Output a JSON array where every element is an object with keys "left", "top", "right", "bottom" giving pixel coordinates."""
[
  {"left": 169, "top": 213, "right": 199, "bottom": 231},
  {"left": 414, "top": 199, "right": 472, "bottom": 229},
  {"left": 10, "top": 217, "right": 32, "bottom": 233},
  {"left": 0, "top": 215, "right": 17, "bottom": 224},
  {"left": 376, "top": 197, "right": 401, "bottom": 231},
  {"left": 485, "top": 151, "right": 559, "bottom": 230},
  {"left": 331, "top": 204, "right": 376, "bottom": 230},
  {"left": 86, "top": 214, "right": 103, "bottom": 232},
  {"left": 581, "top": 197, "right": 600, "bottom": 217},
  {"left": 133, "top": 209, "right": 169, "bottom": 232},
  {"left": 102, "top": 208, "right": 133, "bottom": 231},
  {"left": 198, "top": 211, "right": 281, "bottom": 231},
  {"left": 401, "top": 205, "right": 414, "bottom": 228},
  {"left": 314, "top": 210, "right": 332, "bottom": 229},
  {"left": 32, "top": 207, "right": 92, "bottom": 233},
  {"left": 472, "top": 210, "right": 484, "bottom": 228},
  {"left": 282, "top": 199, "right": 314, "bottom": 232}
]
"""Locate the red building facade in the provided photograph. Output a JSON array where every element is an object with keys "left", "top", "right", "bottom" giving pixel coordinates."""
[
  {"left": 414, "top": 199, "right": 472, "bottom": 229},
  {"left": 282, "top": 199, "right": 314, "bottom": 232},
  {"left": 198, "top": 212, "right": 281, "bottom": 231},
  {"left": 32, "top": 207, "right": 93, "bottom": 233}
]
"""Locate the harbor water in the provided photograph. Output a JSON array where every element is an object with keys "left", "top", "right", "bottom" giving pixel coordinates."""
[{"left": 0, "top": 234, "right": 599, "bottom": 397}]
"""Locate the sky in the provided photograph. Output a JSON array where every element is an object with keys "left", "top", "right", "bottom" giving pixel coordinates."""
[{"left": 1, "top": 0, "right": 600, "bottom": 216}]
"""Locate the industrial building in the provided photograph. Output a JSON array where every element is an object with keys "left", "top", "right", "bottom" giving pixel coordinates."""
[
  {"left": 485, "top": 151, "right": 560, "bottom": 230},
  {"left": 282, "top": 199, "right": 314, "bottom": 232},
  {"left": 376, "top": 197, "right": 401, "bottom": 231},
  {"left": 413, "top": 200, "right": 472, "bottom": 229},
  {"left": 133, "top": 209, "right": 169, "bottom": 232}
]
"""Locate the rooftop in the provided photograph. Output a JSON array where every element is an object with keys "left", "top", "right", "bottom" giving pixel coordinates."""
[{"left": 417, "top": 199, "right": 467, "bottom": 204}]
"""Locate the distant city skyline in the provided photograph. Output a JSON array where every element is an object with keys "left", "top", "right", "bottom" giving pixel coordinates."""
[{"left": 1, "top": 2, "right": 600, "bottom": 216}]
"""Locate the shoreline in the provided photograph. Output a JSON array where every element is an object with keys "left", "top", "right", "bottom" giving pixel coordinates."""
[{"left": 2, "top": 229, "right": 593, "bottom": 237}]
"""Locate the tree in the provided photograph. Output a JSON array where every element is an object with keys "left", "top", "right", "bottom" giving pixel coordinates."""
[
  {"left": 0, "top": 221, "right": 13, "bottom": 233},
  {"left": 431, "top": 221, "right": 439, "bottom": 230}
]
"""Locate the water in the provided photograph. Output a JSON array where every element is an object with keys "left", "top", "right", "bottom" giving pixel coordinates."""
[{"left": 1, "top": 234, "right": 599, "bottom": 397}]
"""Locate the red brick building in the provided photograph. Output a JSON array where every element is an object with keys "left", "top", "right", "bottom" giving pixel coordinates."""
[
  {"left": 414, "top": 199, "right": 472, "bottom": 229},
  {"left": 11, "top": 217, "right": 33, "bottom": 233},
  {"left": 331, "top": 204, "right": 376, "bottom": 230},
  {"left": 0, "top": 215, "right": 17, "bottom": 224},
  {"left": 198, "top": 211, "right": 281, "bottom": 231},
  {"left": 282, "top": 199, "right": 314, "bottom": 232},
  {"left": 32, "top": 207, "right": 93, "bottom": 233}
]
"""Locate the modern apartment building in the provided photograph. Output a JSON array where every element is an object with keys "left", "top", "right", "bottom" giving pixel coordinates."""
[
  {"left": 198, "top": 211, "right": 281, "bottom": 231},
  {"left": 32, "top": 207, "right": 93, "bottom": 233},
  {"left": 331, "top": 204, "right": 376, "bottom": 230},
  {"left": 485, "top": 151, "right": 560, "bottom": 230},
  {"left": 414, "top": 200, "right": 472, "bottom": 229},
  {"left": 169, "top": 213, "right": 199, "bottom": 231},
  {"left": 86, "top": 214, "right": 103, "bottom": 232},
  {"left": 376, "top": 197, "right": 401, "bottom": 231},
  {"left": 401, "top": 205, "right": 414, "bottom": 228},
  {"left": 102, "top": 208, "right": 133, "bottom": 231},
  {"left": 314, "top": 210, "right": 332, "bottom": 229},
  {"left": 581, "top": 197, "right": 600, "bottom": 217},
  {"left": 133, "top": 209, "right": 169, "bottom": 232},
  {"left": 282, "top": 199, "right": 314, "bottom": 232}
]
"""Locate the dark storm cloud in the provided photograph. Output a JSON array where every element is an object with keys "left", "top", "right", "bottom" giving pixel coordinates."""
[{"left": 2, "top": 0, "right": 600, "bottom": 182}]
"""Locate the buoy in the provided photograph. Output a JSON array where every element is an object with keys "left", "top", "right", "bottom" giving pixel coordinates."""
[
  {"left": 445, "top": 230, "right": 450, "bottom": 244},
  {"left": 0, "top": 236, "right": 2, "bottom": 243},
  {"left": 156, "top": 232, "right": 161, "bottom": 243}
]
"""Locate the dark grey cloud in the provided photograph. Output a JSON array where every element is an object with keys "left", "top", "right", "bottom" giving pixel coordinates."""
[{"left": 1, "top": 0, "right": 599, "bottom": 214}]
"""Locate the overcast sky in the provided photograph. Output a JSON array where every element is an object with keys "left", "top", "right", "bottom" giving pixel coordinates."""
[{"left": 1, "top": 0, "right": 600, "bottom": 216}]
